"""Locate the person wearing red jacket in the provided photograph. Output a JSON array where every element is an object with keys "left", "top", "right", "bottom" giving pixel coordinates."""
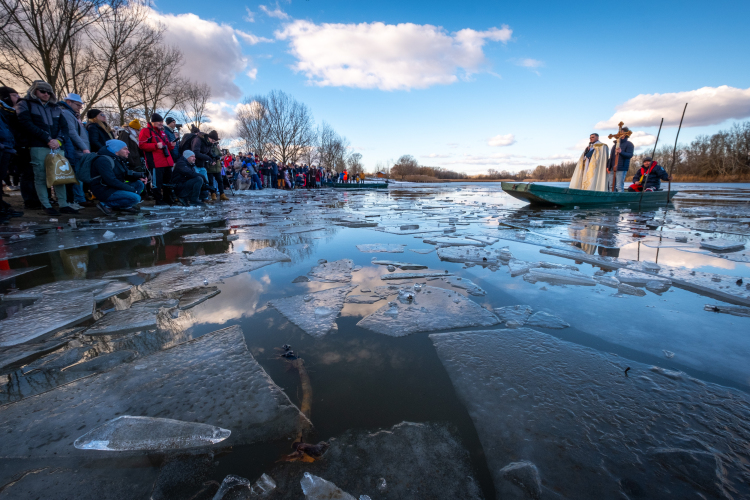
[{"left": 138, "top": 113, "right": 175, "bottom": 205}]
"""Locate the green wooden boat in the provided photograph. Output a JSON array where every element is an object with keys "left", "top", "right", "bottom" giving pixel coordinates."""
[
  {"left": 501, "top": 182, "right": 678, "bottom": 207},
  {"left": 322, "top": 182, "right": 389, "bottom": 190}
]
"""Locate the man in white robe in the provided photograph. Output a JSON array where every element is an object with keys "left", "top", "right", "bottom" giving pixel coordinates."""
[{"left": 569, "top": 133, "right": 609, "bottom": 191}]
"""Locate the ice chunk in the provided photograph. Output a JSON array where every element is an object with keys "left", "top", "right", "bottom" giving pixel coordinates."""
[
  {"left": 437, "top": 246, "right": 500, "bottom": 264},
  {"left": 0, "top": 326, "right": 309, "bottom": 458},
  {"left": 103, "top": 230, "right": 115, "bottom": 239},
  {"left": 74, "top": 415, "right": 231, "bottom": 451},
  {"left": 356, "top": 286, "right": 499, "bottom": 336},
  {"left": 703, "top": 304, "right": 750, "bottom": 317},
  {"left": 646, "top": 280, "right": 672, "bottom": 294},
  {"left": 617, "top": 283, "right": 647, "bottom": 297},
  {"left": 498, "top": 461, "right": 542, "bottom": 500},
  {"left": 442, "top": 276, "right": 486, "bottom": 296},
  {"left": 380, "top": 271, "right": 452, "bottom": 280},
  {"left": 409, "top": 248, "right": 435, "bottom": 254},
  {"left": 64, "top": 349, "right": 137, "bottom": 373},
  {"left": 423, "top": 237, "right": 486, "bottom": 247},
  {"left": 371, "top": 260, "right": 428, "bottom": 270},
  {"left": 494, "top": 305, "right": 534, "bottom": 324},
  {"left": 182, "top": 233, "right": 224, "bottom": 242},
  {"left": 178, "top": 287, "right": 220, "bottom": 310},
  {"left": 595, "top": 275, "right": 620, "bottom": 288},
  {"left": 528, "top": 267, "right": 596, "bottom": 286},
  {"left": 292, "top": 276, "right": 310, "bottom": 283},
  {"left": 356, "top": 244, "right": 406, "bottom": 253},
  {"left": 430, "top": 328, "right": 750, "bottom": 499},
  {"left": 465, "top": 235, "right": 500, "bottom": 245},
  {"left": 93, "top": 281, "right": 133, "bottom": 301},
  {"left": 2, "top": 278, "right": 112, "bottom": 300},
  {"left": 84, "top": 299, "right": 178, "bottom": 336},
  {"left": 0, "top": 336, "right": 72, "bottom": 375},
  {"left": 213, "top": 473, "right": 277, "bottom": 499},
  {"left": 345, "top": 294, "right": 382, "bottom": 304},
  {"left": 699, "top": 239, "right": 745, "bottom": 252},
  {"left": 135, "top": 263, "right": 180, "bottom": 276},
  {"left": 300, "top": 473, "right": 356, "bottom": 500},
  {"left": 0, "top": 266, "right": 45, "bottom": 283},
  {"left": 308, "top": 259, "right": 353, "bottom": 283},
  {"left": 0, "top": 292, "right": 94, "bottom": 346},
  {"left": 269, "top": 285, "right": 355, "bottom": 338},
  {"left": 246, "top": 247, "right": 291, "bottom": 262},
  {"left": 508, "top": 259, "right": 537, "bottom": 276},
  {"left": 525, "top": 311, "right": 569, "bottom": 329},
  {"left": 616, "top": 269, "right": 670, "bottom": 286}
]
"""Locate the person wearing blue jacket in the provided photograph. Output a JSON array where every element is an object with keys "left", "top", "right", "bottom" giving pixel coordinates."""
[
  {"left": 607, "top": 129, "right": 634, "bottom": 192},
  {"left": 90, "top": 139, "right": 146, "bottom": 215}
]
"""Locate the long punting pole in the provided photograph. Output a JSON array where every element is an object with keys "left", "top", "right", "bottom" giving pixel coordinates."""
[
  {"left": 666, "top": 103, "right": 688, "bottom": 205},
  {"left": 638, "top": 118, "right": 664, "bottom": 208}
]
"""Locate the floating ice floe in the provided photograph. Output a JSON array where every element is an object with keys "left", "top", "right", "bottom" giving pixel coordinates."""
[
  {"left": 356, "top": 244, "right": 406, "bottom": 253},
  {"left": 409, "top": 248, "right": 435, "bottom": 254},
  {"left": 0, "top": 326, "right": 309, "bottom": 458},
  {"left": 616, "top": 269, "right": 671, "bottom": 286},
  {"left": 371, "top": 259, "right": 428, "bottom": 270},
  {"left": 0, "top": 335, "right": 73, "bottom": 375},
  {"left": 135, "top": 263, "right": 180, "bottom": 276},
  {"left": 494, "top": 305, "right": 534, "bottom": 324},
  {"left": 380, "top": 271, "right": 452, "bottom": 280},
  {"left": 356, "top": 286, "right": 498, "bottom": 336},
  {"left": 703, "top": 304, "right": 750, "bottom": 317},
  {"left": 93, "top": 281, "right": 133, "bottom": 302},
  {"left": 1, "top": 278, "right": 112, "bottom": 300},
  {"left": 422, "top": 237, "right": 486, "bottom": 247},
  {"left": 178, "top": 287, "right": 220, "bottom": 310},
  {"left": 441, "top": 276, "right": 486, "bottom": 296},
  {"left": 646, "top": 280, "right": 672, "bottom": 294},
  {"left": 63, "top": 350, "right": 137, "bottom": 373},
  {"left": 430, "top": 328, "right": 750, "bottom": 499},
  {"left": 699, "top": 239, "right": 745, "bottom": 252},
  {"left": 527, "top": 267, "right": 596, "bottom": 286},
  {"left": 269, "top": 285, "right": 355, "bottom": 338},
  {"left": 73, "top": 415, "right": 231, "bottom": 451},
  {"left": 84, "top": 299, "right": 178, "bottom": 336},
  {"left": 213, "top": 473, "right": 276, "bottom": 499},
  {"left": 308, "top": 259, "right": 354, "bottom": 283},
  {"left": 437, "top": 246, "right": 500, "bottom": 265},
  {"left": 526, "top": 311, "right": 570, "bottom": 329},
  {"left": 465, "top": 235, "right": 500, "bottom": 245},
  {"left": 616, "top": 283, "right": 647, "bottom": 297},
  {"left": 246, "top": 247, "right": 291, "bottom": 262},
  {"left": 0, "top": 292, "right": 95, "bottom": 346},
  {"left": 344, "top": 294, "right": 382, "bottom": 304},
  {"left": 301, "top": 473, "right": 356, "bottom": 500}
]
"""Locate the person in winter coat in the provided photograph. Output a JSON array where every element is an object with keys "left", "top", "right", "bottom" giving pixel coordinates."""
[
  {"left": 171, "top": 150, "right": 205, "bottom": 206},
  {"left": 164, "top": 117, "right": 179, "bottom": 160},
  {"left": 607, "top": 128, "right": 635, "bottom": 192},
  {"left": 206, "top": 134, "right": 228, "bottom": 200},
  {"left": 117, "top": 120, "right": 144, "bottom": 173},
  {"left": 58, "top": 93, "right": 91, "bottom": 209},
  {"left": 85, "top": 109, "right": 114, "bottom": 153},
  {"left": 0, "top": 87, "right": 23, "bottom": 220},
  {"left": 15, "top": 80, "right": 75, "bottom": 215},
  {"left": 138, "top": 113, "right": 175, "bottom": 205},
  {"left": 627, "top": 157, "right": 671, "bottom": 192},
  {"left": 90, "top": 139, "right": 146, "bottom": 215}
]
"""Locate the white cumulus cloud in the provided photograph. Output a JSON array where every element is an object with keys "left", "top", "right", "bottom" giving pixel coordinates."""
[
  {"left": 147, "top": 9, "right": 269, "bottom": 99},
  {"left": 275, "top": 20, "right": 512, "bottom": 90},
  {"left": 596, "top": 86, "right": 750, "bottom": 129},
  {"left": 488, "top": 133, "right": 516, "bottom": 147},
  {"left": 259, "top": 2, "right": 289, "bottom": 19}
]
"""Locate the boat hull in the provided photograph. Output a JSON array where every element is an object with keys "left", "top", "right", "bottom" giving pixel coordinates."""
[
  {"left": 323, "top": 182, "right": 388, "bottom": 190},
  {"left": 501, "top": 182, "right": 677, "bottom": 207}
]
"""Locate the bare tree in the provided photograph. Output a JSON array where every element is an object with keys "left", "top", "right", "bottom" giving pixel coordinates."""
[
  {"left": 347, "top": 152, "right": 364, "bottom": 176},
  {"left": 236, "top": 95, "right": 270, "bottom": 158},
  {"left": 264, "top": 90, "right": 314, "bottom": 165},
  {"left": 131, "top": 44, "right": 185, "bottom": 120},
  {"left": 179, "top": 81, "right": 211, "bottom": 130},
  {"left": 0, "top": 0, "right": 117, "bottom": 91},
  {"left": 391, "top": 154, "right": 419, "bottom": 179},
  {"left": 318, "top": 121, "right": 348, "bottom": 171}
]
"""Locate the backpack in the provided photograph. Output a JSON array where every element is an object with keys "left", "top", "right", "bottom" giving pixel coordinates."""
[
  {"left": 179, "top": 133, "right": 196, "bottom": 154},
  {"left": 77, "top": 152, "right": 109, "bottom": 183}
]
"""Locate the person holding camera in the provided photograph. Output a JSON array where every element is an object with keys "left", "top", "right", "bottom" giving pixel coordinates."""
[
  {"left": 138, "top": 113, "right": 175, "bottom": 205},
  {"left": 164, "top": 117, "right": 180, "bottom": 161}
]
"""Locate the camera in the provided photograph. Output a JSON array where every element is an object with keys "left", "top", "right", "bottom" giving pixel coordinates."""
[{"left": 175, "top": 124, "right": 183, "bottom": 130}]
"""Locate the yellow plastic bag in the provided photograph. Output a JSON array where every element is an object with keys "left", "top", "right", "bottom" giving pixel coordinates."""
[{"left": 45, "top": 149, "right": 77, "bottom": 188}]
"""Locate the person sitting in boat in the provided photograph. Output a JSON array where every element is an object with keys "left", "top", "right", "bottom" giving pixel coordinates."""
[
  {"left": 627, "top": 156, "right": 671, "bottom": 192},
  {"left": 569, "top": 133, "right": 609, "bottom": 191}
]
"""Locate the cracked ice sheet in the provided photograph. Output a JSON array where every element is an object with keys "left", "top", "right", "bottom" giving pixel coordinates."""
[
  {"left": 356, "top": 286, "right": 498, "bottom": 336},
  {"left": 268, "top": 422, "right": 482, "bottom": 500},
  {"left": 269, "top": 285, "right": 355, "bottom": 338},
  {"left": 356, "top": 244, "right": 407, "bottom": 253},
  {"left": 0, "top": 325, "right": 308, "bottom": 459},
  {"left": 2, "top": 279, "right": 112, "bottom": 300},
  {"left": 430, "top": 328, "right": 750, "bottom": 499},
  {"left": 308, "top": 259, "right": 353, "bottom": 283},
  {"left": 0, "top": 293, "right": 94, "bottom": 346}
]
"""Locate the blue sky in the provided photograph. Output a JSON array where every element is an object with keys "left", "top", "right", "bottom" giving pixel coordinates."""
[{"left": 153, "top": 0, "right": 750, "bottom": 173}]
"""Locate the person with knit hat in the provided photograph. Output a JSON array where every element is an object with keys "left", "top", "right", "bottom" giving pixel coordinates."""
[
  {"left": 16, "top": 80, "right": 75, "bottom": 215},
  {"left": 89, "top": 139, "right": 147, "bottom": 215},
  {"left": 171, "top": 149, "right": 206, "bottom": 207},
  {"left": 117, "top": 119, "right": 145, "bottom": 175},
  {"left": 85, "top": 109, "right": 114, "bottom": 153},
  {"left": 138, "top": 112, "right": 175, "bottom": 205},
  {"left": 59, "top": 93, "right": 91, "bottom": 209}
]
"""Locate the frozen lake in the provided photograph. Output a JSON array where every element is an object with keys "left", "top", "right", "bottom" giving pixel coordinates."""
[{"left": 0, "top": 182, "right": 748, "bottom": 499}]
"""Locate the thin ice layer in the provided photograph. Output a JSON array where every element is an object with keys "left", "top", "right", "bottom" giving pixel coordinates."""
[
  {"left": 356, "top": 286, "right": 498, "bottom": 336},
  {"left": 73, "top": 416, "right": 231, "bottom": 451},
  {"left": 83, "top": 299, "right": 178, "bottom": 336},
  {"left": 494, "top": 305, "right": 534, "bottom": 324},
  {"left": 441, "top": 276, "right": 485, "bottom": 296},
  {"left": 246, "top": 247, "right": 292, "bottom": 262},
  {"left": 380, "top": 271, "right": 452, "bottom": 280},
  {"left": 2, "top": 279, "right": 112, "bottom": 300},
  {"left": 0, "top": 325, "right": 308, "bottom": 458},
  {"left": 371, "top": 260, "right": 428, "bottom": 270},
  {"left": 0, "top": 292, "right": 95, "bottom": 346},
  {"left": 527, "top": 267, "right": 596, "bottom": 286},
  {"left": 308, "top": 259, "right": 354, "bottom": 283},
  {"left": 437, "top": 246, "right": 500, "bottom": 264},
  {"left": 422, "top": 237, "right": 486, "bottom": 247},
  {"left": 430, "top": 328, "right": 750, "bottom": 499},
  {"left": 356, "top": 244, "right": 406, "bottom": 253},
  {"left": 269, "top": 285, "right": 355, "bottom": 338}
]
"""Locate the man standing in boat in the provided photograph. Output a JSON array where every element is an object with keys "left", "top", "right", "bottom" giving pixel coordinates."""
[
  {"left": 606, "top": 127, "right": 634, "bottom": 192},
  {"left": 569, "top": 133, "right": 609, "bottom": 191}
]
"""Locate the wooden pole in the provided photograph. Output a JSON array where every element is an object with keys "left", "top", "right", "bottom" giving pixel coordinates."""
[
  {"left": 611, "top": 136, "right": 620, "bottom": 192},
  {"left": 638, "top": 118, "right": 663, "bottom": 208},
  {"left": 666, "top": 103, "right": 688, "bottom": 204}
]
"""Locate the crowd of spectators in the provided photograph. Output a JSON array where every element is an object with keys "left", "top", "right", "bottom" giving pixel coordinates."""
[{"left": 0, "top": 80, "right": 364, "bottom": 222}]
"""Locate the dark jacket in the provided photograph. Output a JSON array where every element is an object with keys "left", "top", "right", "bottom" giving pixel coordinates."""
[
  {"left": 207, "top": 143, "right": 222, "bottom": 174},
  {"left": 171, "top": 156, "right": 202, "bottom": 186},
  {"left": 90, "top": 148, "right": 141, "bottom": 201},
  {"left": 632, "top": 162, "right": 670, "bottom": 191},
  {"left": 117, "top": 128, "right": 144, "bottom": 172},
  {"left": 0, "top": 101, "right": 20, "bottom": 148},
  {"left": 609, "top": 138, "right": 634, "bottom": 171},
  {"left": 16, "top": 85, "right": 68, "bottom": 148},
  {"left": 190, "top": 134, "right": 212, "bottom": 170},
  {"left": 163, "top": 125, "right": 179, "bottom": 160},
  {"left": 86, "top": 121, "right": 115, "bottom": 153},
  {"left": 58, "top": 102, "right": 89, "bottom": 154},
  {"left": 0, "top": 103, "right": 15, "bottom": 153}
]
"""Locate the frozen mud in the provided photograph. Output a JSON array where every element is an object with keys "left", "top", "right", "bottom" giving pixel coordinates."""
[
  {"left": 356, "top": 244, "right": 406, "bottom": 253},
  {"left": 73, "top": 416, "right": 231, "bottom": 451},
  {"left": 267, "top": 421, "right": 482, "bottom": 500},
  {"left": 269, "top": 285, "right": 356, "bottom": 338},
  {"left": 0, "top": 325, "right": 308, "bottom": 459},
  {"left": 308, "top": 259, "right": 354, "bottom": 283},
  {"left": 356, "top": 286, "right": 498, "bottom": 336},
  {"left": 0, "top": 292, "right": 94, "bottom": 346},
  {"left": 430, "top": 328, "right": 750, "bottom": 499}
]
